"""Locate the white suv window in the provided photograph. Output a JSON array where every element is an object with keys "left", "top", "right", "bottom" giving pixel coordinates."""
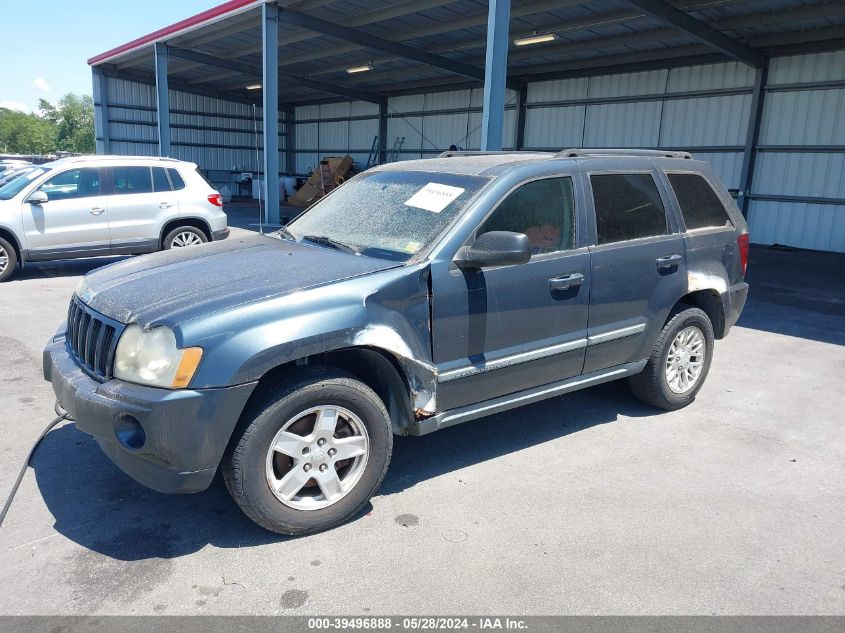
[
  {"left": 112, "top": 166, "right": 153, "bottom": 195},
  {"left": 38, "top": 168, "right": 101, "bottom": 201}
]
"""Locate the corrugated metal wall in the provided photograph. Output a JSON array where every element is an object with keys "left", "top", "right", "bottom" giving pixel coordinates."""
[
  {"left": 96, "top": 50, "right": 845, "bottom": 252},
  {"left": 523, "top": 62, "right": 755, "bottom": 190},
  {"left": 98, "top": 76, "right": 289, "bottom": 191},
  {"left": 292, "top": 101, "right": 379, "bottom": 174},
  {"left": 749, "top": 51, "right": 845, "bottom": 252},
  {"left": 291, "top": 88, "right": 517, "bottom": 173}
]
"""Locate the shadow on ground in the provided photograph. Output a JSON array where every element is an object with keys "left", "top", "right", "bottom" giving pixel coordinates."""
[
  {"left": 30, "top": 380, "right": 655, "bottom": 561},
  {"left": 739, "top": 245, "right": 845, "bottom": 346},
  {"left": 11, "top": 256, "right": 129, "bottom": 281}
]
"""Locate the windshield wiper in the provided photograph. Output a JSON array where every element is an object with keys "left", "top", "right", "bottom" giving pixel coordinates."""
[
  {"left": 302, "top": 235, "right": 359, "bottom": 255},
  {"left": 274, "top": 226, "right": 296, "bottom": 241}
]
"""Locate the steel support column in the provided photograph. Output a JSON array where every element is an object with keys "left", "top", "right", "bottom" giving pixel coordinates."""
[
  {"left": 480, "top": 0, "right": 511, "bottom": 151},
  {"left": 284, "top": 105, "right": 295, "bottom": 176},
  {"left": 262, "top": 2, "right": 280, "bottom": 225},
  {"left": 737, "top": 59, "right": 769, "bottom": 218},
  {"left": 378, "top": 99, "right": 388, "bottom": 164},
  {"left": 92, "top": 67, "right": 110, "bottom": 154},
  {"left": 514, "top": 83, "right": 527, "bottom": 150},
  {"left": 154, "top": 43, "right": 171, "bottom": 157}
]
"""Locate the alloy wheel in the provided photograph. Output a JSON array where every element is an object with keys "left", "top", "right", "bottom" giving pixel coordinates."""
[
  {"left": 265, "top": 405, "right": 370, "bottom": 511},
  {"left": 171, "top": 231, "right": 203, "bottom": 247},
  {"left": 665, "top": 325, "right": 706, "bottom": 394}
]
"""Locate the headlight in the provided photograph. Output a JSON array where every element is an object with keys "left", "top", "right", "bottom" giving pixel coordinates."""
[{"left": 114, "top": 325, "right": 203, "bottom": 389}]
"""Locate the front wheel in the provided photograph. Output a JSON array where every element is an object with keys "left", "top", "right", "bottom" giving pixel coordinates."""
[
  {"left": 629, "top": 306, "right": 715, "bottom": 410},
  {"left": 0, "top": 236, "right": 18, "bottom": 282},
  {"left": 222, "top": 368, "right": 393, "bottom": 535}
]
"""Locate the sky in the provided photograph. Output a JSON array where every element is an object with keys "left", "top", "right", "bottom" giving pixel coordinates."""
[{"left": 0, "top": 0, "right": 221, "bottom": 113}]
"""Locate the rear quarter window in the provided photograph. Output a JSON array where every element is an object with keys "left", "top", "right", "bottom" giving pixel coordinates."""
[
  {"left": 667, "top": 173, "right": 732, "bottom": 230},
  {"left": 152, "top": 167, "right": 171, "bottom": 192},
  {"left": 167, "top": 168, "right": 186, "bottom": 191}
]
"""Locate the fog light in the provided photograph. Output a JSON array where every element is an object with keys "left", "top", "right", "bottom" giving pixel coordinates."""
[{"left": 114, "top": 414, "right": 146, "bottom": 450}]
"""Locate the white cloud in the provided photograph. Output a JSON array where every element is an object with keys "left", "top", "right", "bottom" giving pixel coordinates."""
[
  {"left": 0, "top": 100, "right": 30, "bottom": 113},
  {"left": 33, "top": 77, "right": 50, "bottom": 93}
]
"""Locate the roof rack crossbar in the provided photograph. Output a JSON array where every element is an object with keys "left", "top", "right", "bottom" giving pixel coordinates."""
[{"left": 555, "top": 148, "right": 693, "bottom": 159}]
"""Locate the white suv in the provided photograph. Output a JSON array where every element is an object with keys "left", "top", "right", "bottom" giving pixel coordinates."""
[{"left": 0, "top": 155, "right": 229, "bottom": 282}]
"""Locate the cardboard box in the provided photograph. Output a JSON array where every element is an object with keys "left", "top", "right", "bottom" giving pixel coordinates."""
[
  {"left": 289, "top": 156, "right": 355, "bottom": 207},
  {"left": 288, "top": 182, "right": 322, "bottom": 207}
]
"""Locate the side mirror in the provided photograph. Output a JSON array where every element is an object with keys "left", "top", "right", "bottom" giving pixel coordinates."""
[
  {"left": 455, "top": 231, "right": 531, "bottom": 269},
  {"left": 27, "top": 190, "right": 48, "bottom": 205}
]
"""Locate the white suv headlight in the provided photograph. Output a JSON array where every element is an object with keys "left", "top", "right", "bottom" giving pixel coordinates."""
[{"left": 114, "top": 325, "right": 203, "bottom": 389}]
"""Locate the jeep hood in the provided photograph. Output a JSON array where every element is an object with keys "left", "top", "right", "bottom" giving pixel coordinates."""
[{"left": 76, "top": 234, "right": 401, "bottom": 324}]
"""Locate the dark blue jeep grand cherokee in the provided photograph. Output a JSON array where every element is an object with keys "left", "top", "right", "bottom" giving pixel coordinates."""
[{"left": 44, "top": 149, "right": 749, "bottom": 535}]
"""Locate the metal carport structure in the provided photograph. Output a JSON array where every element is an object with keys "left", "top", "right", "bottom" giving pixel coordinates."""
[{"left": 88, "top": 0, "right": 845, "bottom": 251}]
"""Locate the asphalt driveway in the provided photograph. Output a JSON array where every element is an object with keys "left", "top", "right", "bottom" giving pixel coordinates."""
[{"left": 0, "top": 241, "right": 843, "bottom": 615}]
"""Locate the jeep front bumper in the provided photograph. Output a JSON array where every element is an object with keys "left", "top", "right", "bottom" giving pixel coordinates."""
[{"left": 43, "top": 335, "right": 255, "bottom": 494}]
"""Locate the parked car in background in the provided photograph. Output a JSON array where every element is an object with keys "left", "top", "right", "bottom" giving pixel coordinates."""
[
  {"left": 0, "top": 159, "right": 32, "bottom": 171},
  {"left": 0, "top": 155, "right": 228, "bottom": 281},
  {"left": 44, "top": 149, "right": 748, "bottom": 535},
  {"left": 0, "top": 165, "right": 38, "bottom": 187}
]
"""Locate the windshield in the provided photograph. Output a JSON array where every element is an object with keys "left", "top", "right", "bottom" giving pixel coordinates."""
[
  {"left": 284, "top": 171, "right": 490, "bottom": 261},
  {"left": 0, "top": 167, "right": 50, "bottom": 200}
]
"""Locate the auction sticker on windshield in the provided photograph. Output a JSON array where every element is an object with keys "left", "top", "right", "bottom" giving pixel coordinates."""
[{"left": 404, "top": 182, "right": 465, "bottom": 213}]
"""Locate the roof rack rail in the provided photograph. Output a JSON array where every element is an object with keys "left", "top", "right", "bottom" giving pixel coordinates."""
[
  {"left": 438, "top": 150, "right": 550, "bottom": 158},
  {"left": 60, "top": 155, "right": 183, "bottom": 163},
  {"left": 555, "top": 148, "right": 693, "bottom": 159}
]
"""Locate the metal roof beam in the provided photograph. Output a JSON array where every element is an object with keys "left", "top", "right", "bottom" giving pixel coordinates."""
[
  {"left": 166, "top": 46, "right": 384, "bottom": 104},
  {"left": 625, "top": 0, "right": 763, "bottom": 67},
  {"left": 276, "top": 7, "right": 520, "bottom": 90},
  {"left": 169, "top": 0, "right": 458, "bottom": 78},
  {"left": 286, "top": 0, "right": 747, "bottom": 80},
  {"left": 100, "top": 66, "right": 262, "bottom": 106},
  {"left": 341, "top": 27, "right": 683, "bottom": 86}
]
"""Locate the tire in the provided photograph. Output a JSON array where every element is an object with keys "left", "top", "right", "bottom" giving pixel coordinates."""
[
  {"left": 0, "top": 236, "right": 18, "bottom": 282},
  {"left": 163, "top": 226, "right": 208, "bottom": 250},
  {"left": 629, "top": 306, "right": 715, "bottom": 411},
  {"left": 222, "top": 367, "right": 393, "bottom": 535}
]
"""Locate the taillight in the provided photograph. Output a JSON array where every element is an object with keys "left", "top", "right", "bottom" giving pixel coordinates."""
[
  {"left": 208, "top": 193, "right": 223, "bottom": 207},
  {"left": 737, "top": 232, "right": 749, "bottom": 276}
]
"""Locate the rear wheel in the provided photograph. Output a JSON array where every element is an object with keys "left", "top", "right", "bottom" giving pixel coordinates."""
[
  {"left": 223, "top": 368, "right": 393, "bottom": 535},
  {"left": 629, "top": 306, "right": 714, "bottom": 410},
  {"left": 0, "top": 237, "right": 18, "bottom": 282},
  {"left": 163, "top": 226, "right": 207, "bottom": 250}
]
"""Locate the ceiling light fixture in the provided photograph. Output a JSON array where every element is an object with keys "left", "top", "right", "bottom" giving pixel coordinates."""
[
  {"left": 513, "top": 33, "right": 557, "bottom": 46},
  {"left": 245, "top": 83, "right": 262, "bottom": 90},
  {"left": 346, "top": 65, "right": 373, "bottom": 74}
]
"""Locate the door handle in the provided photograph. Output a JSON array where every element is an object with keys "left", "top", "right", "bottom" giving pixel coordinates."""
[
  {"left": 90, "top": 207, "right": 105, "bottom": 216},
  {"left": 159, "top": 202, "right": 174, "bottom": 209},
  {"left": 549, "top": 273, "right": 584, "bottom": 291},
  {"left": 656, "top": 254, "right": 683, "bottom": 269}
]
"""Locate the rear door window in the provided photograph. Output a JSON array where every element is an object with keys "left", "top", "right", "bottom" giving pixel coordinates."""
[
  {"left": 667, "top": 173, "right": 732, "bottom": 230},
  {"left": 112, "top": 166, "right": 153, "bottom": 195},
  {"left": 590, "top": 173, "right": 668, "bottom": 245}
]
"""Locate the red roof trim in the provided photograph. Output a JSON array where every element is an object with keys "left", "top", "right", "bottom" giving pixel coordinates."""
[{"left": 87, "top": 0, "right": 260, "bottom": 66}]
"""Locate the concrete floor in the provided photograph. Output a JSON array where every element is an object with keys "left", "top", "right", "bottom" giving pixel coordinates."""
[{"left": 0, "top": 238, "right": 843, "bottom": 615}]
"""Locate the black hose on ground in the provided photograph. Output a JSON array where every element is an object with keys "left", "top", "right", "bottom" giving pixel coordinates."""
[{"left": 0, "top": 413, "right": 69, "bottom": 528}]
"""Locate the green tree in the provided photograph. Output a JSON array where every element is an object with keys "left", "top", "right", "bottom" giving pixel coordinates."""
[
  {"left": 0, "top": 108, "right": 56, "bottom": 154},
  {"left": 0, "top": 93, "right": 94, "bottom": 155},
  {"left": 39, "top": 93, "right": 95, "bottom": 154}
]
